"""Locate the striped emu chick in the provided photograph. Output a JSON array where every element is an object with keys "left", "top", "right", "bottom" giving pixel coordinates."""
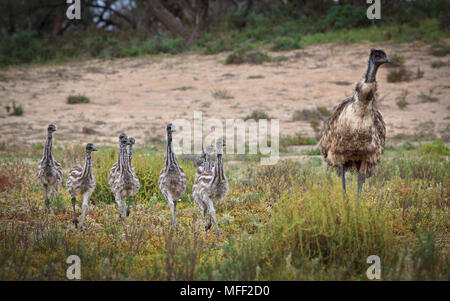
[
  {"left": 66, "top": 143, "right": 98, "bottom": 229},
  {"left": 319, "top": 49, "right": 389, "bottom": 204},
  {"left": 192, "top": 139, "right": 228, "bottom": 235},
  {"left": 195, "top": 145, "right": 215, "bottom": 179},
  {"left": 158, "top": 124, "right": 187, "bottom": 228},
  {"left": 37, "top": 124, "right": 63, "bottom": 212},
  {"left": 109, "top": 134, "right": 140, "bottom": 220},
  {"left": 126, "top": 137, "right": 136, "bottom": 216},
  {"left": 128, "top": 137, "right": 135, "bottom": 167}
]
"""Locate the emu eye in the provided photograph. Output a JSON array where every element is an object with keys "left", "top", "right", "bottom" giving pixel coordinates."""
[{"left": 375, "top": 55, "right": 381, "bottom": 60}]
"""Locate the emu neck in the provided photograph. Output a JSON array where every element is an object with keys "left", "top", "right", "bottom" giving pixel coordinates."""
[
  {"left": 81, "top": 152, "right": 93, "bottom": 179},
  {"left": 365, "top": 59, "right": 379, "bottom": 83},
  {"left": 206, "top": 153, "right": 213, "bottom": 170},
  {"left": 212, "top": 154, "right": 224, "bottom": 184},
  {"left": 164, "top": 132, "right": 177, "bottom": 170},
  {"left": 128, "top": 145, "right": 133, "bottom": 165},
  {"left": 43, "top": 133, "right": 54, "bottom": 163},
  {"left": 118, "top": 144, "right": 127, "bottom": 171}
]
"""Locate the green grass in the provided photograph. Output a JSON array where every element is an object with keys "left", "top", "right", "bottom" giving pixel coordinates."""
[{"left": 0, "top": 142, "right": 449, "bottom": 280}]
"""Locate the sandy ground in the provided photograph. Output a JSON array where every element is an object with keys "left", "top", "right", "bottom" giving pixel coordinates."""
[{"left": 0, "top": 40, "right": 449, "bottom": 150}]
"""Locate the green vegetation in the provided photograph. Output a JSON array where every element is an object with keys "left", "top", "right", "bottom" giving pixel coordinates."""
[
  {"left": 5, "top": 101, "right": 23, "bottom": 116},
  {"left": 247, "top": 75, "right": 264, "bottom": 79},
  {"left": 244, "top": 110, "right": 270, "bottom": 121},
  {"left": 225, "top": 48, "right": 271, "bottom": 65},
  {"left": 396, "top": 91, "right": 409, "bottom": 110},
  {"left": 419, "top": 138, "right": 450, "bottom": 156},
  {"left": 280, "top": 134, "right": 318, "bottom": 152},
  {"left": 292, "top": 106, "right": 330, "bottom": 134},
  {"left": 67, "top": 95, "right": 90, "bottom": 104},
  {"left": 0, "top": 142, "right": 448, "bottom": 280},
  {"left": 212, "top": 89, "right": 234, "bottom": 100},
  {"left": 271, "top": 37, "right": 302, "bottom": 51},
  {"left": 431, "top": 61, "right": 447, "bottom": 68},
  {"left": 419, "top": 90, "right": 439, "bottom": 103},
  {"left": 387, "top": 66, "right": 412, "bottom": 83},
  {"left": 0, "top": 0, "right": 448, "bottom": 68}
]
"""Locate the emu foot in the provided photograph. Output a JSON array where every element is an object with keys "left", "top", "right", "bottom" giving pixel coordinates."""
[
  {"left": 216, "top": 229, "right": 223, "bottom": 236},
  {"left": 205, "top": 222, "right": 212, "bottom": 231},
  {"left": 72, "top": 218, "right": 79, "bottom": 228},
  {"left": 45, "top": 200, "right": 51, "bottom": 212}
]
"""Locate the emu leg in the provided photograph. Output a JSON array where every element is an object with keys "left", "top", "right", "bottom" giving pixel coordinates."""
[
  {"left": 204, "top": 206, "right": 212, "bottom": 231},
  {"left": 80, "top": 192, "right": 91, "bottom": 229},
  {"left": 126, "top": 198, "right": 131, "bottom": 217},
  {"left": 48, "top": 185, "right": 57, "bottom": 212},
  {"left": 71, "top": 196, "right": 79, "bottom": 228},
  {"left": 168, "top": 198, "right": 177, "bottom": 229},
  {"left": 357, "top": 161, "right": 368, "bottom": 209},
  {"left": 44, "top": 185, "right": 50, "bottom": 211},
  {"left": 340, "top": 165, "right": 346, "bottom": 195},
  {"left": 207, "top": 199, "right": 221, "bottom": 236}
]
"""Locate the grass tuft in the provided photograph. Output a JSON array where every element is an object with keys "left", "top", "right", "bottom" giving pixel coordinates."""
[{"left": 67, "top": 95, "right": 90, "bottom": 104}]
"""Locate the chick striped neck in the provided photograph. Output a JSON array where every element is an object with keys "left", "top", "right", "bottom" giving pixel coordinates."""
[
  {"left": 212, "top": 153, "right": 224, "bottom": 184},
  {"left": 128, "top": 144, "right": 133, "bottom": 165},
  {"left": 164, "top": 132, "right": 178, "bottom": 170},
  {"left": 43, "top": 132, "right": 54, "bottom": 163},
  {"left": 81, "top": 151, "right": 93, "bottom": 179}
]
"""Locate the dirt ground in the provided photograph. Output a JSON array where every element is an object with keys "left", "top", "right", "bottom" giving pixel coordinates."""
[{"left": 0, "top": 40, "right": 449, "bottom": 149}]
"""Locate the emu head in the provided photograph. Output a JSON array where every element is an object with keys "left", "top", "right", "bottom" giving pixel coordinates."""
[
  {"left": 216, "top": 139, "right": 226, "bottom": 155},
  {"left": 86, "top": 143, "right": 98, "bottom": 153},
  {"left": 128, "top": 137, "right": 135, "bottom": 145},
  {"left": 119, "top": 133, "right": 128, "bottom": 146},
  {"left": 166, "top": 123, "right": 176, "bottom": 134},
  {"left": 47, "top": 124, "right": 56, "bottom": 133},
  {"left": 369, "top": 49, "right": 390, "bottom": 66}
]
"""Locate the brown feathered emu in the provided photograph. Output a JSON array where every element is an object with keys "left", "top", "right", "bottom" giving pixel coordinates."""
[{"left": 319, "top": 49, "right": 389, "bottom": 206}]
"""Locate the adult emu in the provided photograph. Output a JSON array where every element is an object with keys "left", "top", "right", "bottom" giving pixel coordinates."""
[{"left": 319, "top": 49, "right": 389, "bottom": 206}]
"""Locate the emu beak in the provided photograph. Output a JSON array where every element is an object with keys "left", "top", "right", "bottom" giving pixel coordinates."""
[{"left": 92, "top": 147, "right": 98, "bottom": 151}]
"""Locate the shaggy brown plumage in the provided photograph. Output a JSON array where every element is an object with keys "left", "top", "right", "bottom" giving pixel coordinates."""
[{"left": 319, "top": 49, "right": 389, "bottom": 202}]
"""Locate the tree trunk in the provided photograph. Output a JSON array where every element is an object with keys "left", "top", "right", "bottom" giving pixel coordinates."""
[
  {"left": 146, "top": 0, "right": 191, "bottom": 42},
  {"left": 52, "top": 8, "right": 66, "bottom": 37}
]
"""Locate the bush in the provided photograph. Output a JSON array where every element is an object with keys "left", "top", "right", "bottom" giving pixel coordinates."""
[
  {"left": 322, "top": 5, "right": 370, "bottom": 30},
  {"left": 292, "top": 106, "right": 330, "bottom": 122},
  {"left": 5, "top": 101, "right": 23, "bottom": 116},
  {"left": 225, "top": 48, "right": 271, "bottom": 65},
  {"left": 0, "top": 31, "right": 54, "bottom": 65},
  {"left": 271, "top": 37, "right": 301, "bottom": 51},
  {"left": 387, "top": 67, "right": 412, "bottom": 83},
  {"left": 244, "top": 111, "right": 269, "bottom": 121},
  {"left": 419, "top": 139, "right": 450, "bottom": 156},
  {"left": 67, "top": 95, "right": 90, "bottom": 104},
  {"left": 159, "top": 38, "right": 184, "bottom": 54}
]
